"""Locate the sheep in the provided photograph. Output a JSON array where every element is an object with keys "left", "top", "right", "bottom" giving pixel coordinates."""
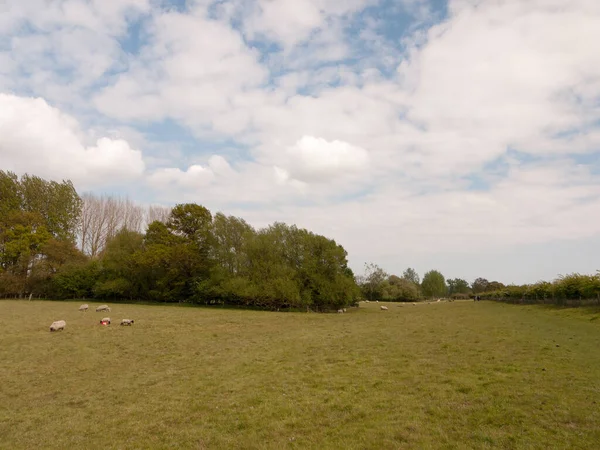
[
  {"left": 50, "top": 320, "right": 66, "bottom": 332},
  {"left": 337, "top": 309, "right": 344, "bottom": 313},
  {"left": 120, "top": 319, "right": 134, "bottom": 326},
  {"left": 380, "top": 305, "right": 388, "bottom": 311},
  {"left": 96, "top": 305, "right": 111, "bottom": 312},
  {"left": 79, "top": 304, "right": 89, "bottom": 312},
  {"left": 100, "top": 317, "right": 111, "bottom": 325},
  {"left": 343, "top": 308, "right": 347, "bottom": 313}
]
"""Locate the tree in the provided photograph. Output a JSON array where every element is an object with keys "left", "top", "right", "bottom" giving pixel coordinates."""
[
  {"left": 447, "top": 278, "right": 470, "bottom": 295},
  {"left": 421, "top": 270, "right": 446, "bottom": 298},
  {"left": 487, "top": 281, "right": 505, "bottom": 292},
  {"left": 211, "top": 212, "right": 255, "bottom": 276},
  {"left": 402, "top": 267, "right": 420, "bottom": 285},
  {"left": 382, "top": 275, "right": 420, "bottom": 302},
  {"left": 79, "top": 193, "right": 145, "bottom": 257},
  {"left": 20, "top": 174, "right": 82, "bottom": 242},
  {"left": 146, "top": 205, "right": 172, "bottom": 226},
  {"left": 362, "top": 262, "right": 388, "bottom": 301},
  {"left": 471, "top": 277, "right": 489, "bottom": 294}
]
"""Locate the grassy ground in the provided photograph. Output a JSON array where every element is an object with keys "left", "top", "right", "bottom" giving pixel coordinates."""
[{"left": 1, "top": 300, "right": 599, "bottom": 449}]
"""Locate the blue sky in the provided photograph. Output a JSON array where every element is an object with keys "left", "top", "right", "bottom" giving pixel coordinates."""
[{"left": 1, "top": 0, "right": 600, "bottom": 284}]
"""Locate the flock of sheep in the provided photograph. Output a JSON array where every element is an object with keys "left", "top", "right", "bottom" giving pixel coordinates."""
[
  {"left": 358, "top": 298, "right": 456, "bottom": 312},
  {"left": 49, "top": 304, "right": 134, "bottom": 332}
]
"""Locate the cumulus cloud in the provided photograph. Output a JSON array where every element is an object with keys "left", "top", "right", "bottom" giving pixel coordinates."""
[
  {"left": 3, "top": 0, "right": 600, "bottom": 282},
  {"left": 0, "top": 93, "right": 145, "bottom": 186},
  {"left": 396, "top": 0, "right": 600, "bottom": 176},
  {"left": 281, "top": 135, "right": 370, "bottom": 183}
]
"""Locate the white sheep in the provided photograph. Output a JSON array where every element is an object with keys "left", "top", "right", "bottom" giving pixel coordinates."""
[
  {"left": 380, "top": 305, "right": 388, "bottom": 310},
  {"left": 79, "top": 304, "right": 89, "bottom": 312},
  {"left": 343, "top": 308, "right": 347, "bottom": 313},
  {"left": 100, "top": 317, "right": 111, "bottom": 325},
  {"left": 337, "top": 309, "right": 344, "bottom": 313},
  {"left": 120, "top": 319, "right": 134, "bottom": 326},
  {"left": 50, "top": 320, "right": 66, "bottom": 332},
  {"left": 96, "top": 305, "right": 111, "bottom": 312}
]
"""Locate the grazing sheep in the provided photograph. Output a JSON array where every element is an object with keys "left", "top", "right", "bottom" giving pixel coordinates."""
[
  {"left": 100, "top": 317, "right": 111, "bottom": 325},
  {"left": 337, "top": 309, "right": 344, "bottom": 313},
  {"left": 96, "top": 305, "right": 111, "bottom": 312},
  {"left": 79, "top": 304, "right": 89, "bottom": 312},
  {"left": 380, "top": 305, "right": 388, "bottom": 311},
  {"left": 50, "top": 320, "right": 66, "bottom": 332},
  {"left": 120, "top": 319, "right": 134, "bottom": 326}
]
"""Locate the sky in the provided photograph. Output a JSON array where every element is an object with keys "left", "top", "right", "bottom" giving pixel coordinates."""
[{"left": 1, "top": 0, "right": 600, "bottom": 285}]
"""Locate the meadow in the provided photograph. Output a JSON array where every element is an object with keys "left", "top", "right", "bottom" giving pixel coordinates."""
[{"left": 1, "top": 300, "right": 599, "bottom": 449}]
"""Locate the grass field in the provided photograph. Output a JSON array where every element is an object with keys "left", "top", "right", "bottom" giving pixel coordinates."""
[{"left": 1, "top": 300, "right": 600, "bottom": 449}]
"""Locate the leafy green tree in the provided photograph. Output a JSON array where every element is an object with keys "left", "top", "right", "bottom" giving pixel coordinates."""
[
  {"left": 471, "top": 277, "right": 489, "bottom": 294},
  {"left": 447, "top": 278, "right": 470, "bottom": 295},
  {"left": 0, "top": 211, "right": 51, "bottom": 296},
  {"left": 361, "top": 262, "right": 388, "bottom": 301},
  {"left": 0, "top": 171, "right": 22, "bottom": 218},
  {"left": 211, "top": 212, "right": 255, "bottom": 276},
  {"left": 20, "top": 174, "right": 82, "bottom": 242},
  {"left": 382, "top": 275, "right": 420, "bottom": 302},
  {"left": 421, "top": 270, "right": 446, "bottom": 298}
]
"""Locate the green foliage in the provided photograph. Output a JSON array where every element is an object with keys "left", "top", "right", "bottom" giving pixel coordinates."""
[
  {"left": 381, "top": 275, "right": 420, "bottom": 302},
  {"left": 421, "top": 270, "right": 446, "bottom": 298},
  {"left": 471, "top": 277, "right": 489, "bottom": 294},
  {"left": 480, "top": 272, "right": 600, "bottom": 306},
  {"left": 361, "top": 262, "right": 388, "bottom": 301},
  {"left": 7, "top": 171, "right": 600, "bottom": 313},
  {"left": 447, "top": 278, "right": 470, "bottom": 295}
]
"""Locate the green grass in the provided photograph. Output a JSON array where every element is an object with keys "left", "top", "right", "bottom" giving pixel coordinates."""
[{"left": 1, "top": 300, "right": 600, "bottom": 449}]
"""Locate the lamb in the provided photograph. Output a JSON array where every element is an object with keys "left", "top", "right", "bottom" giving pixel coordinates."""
[
  {"left": 100, "top": 317, "right": 111, "bottom": 325},
  {"left": 380, "top": 305, "right": 388, "bottom": 310},
  {"left": 79, "top": 304, "right": 89, "bottom": 312},
  {"left": 120, "top": 319, "right": 134, "bottom": 326},
  {"left": 50, "top": 320, "right": 66, "bottom": 332},
  {"left": 96, "top": 305, "right": 111, "bottom": 312}
]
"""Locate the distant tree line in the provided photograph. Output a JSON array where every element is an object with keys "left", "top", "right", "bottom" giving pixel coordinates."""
[
  {"left": 355, "top": 263, "right": 600, "bottom": 306},
  {"left": 0, "top": 171, "right": 359, "bottom": 311}
]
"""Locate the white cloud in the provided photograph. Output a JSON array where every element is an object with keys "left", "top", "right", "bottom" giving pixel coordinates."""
[
  {"left": 237, "top": 0, "right": 376, "bottom": 49},
  {"left": 3, "top": 0, "right": 600, "bottom": 283},
  {"left": 94, "top": 7, "right": 268, "bottom": 129},
  {"left": 281, "top": 135, "right": 370, "bottom": 183},
  {"left": 0, "top": 93, "right": 145, "bottom": 186},
  {"left": 396, "top": 0, "right": 600, "bottom": 176}
]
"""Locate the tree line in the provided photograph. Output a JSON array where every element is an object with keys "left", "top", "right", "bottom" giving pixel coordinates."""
[
  {"left": 2, "top": 170, "right": 598, "bottom": 310},
  {"left": 0, "top": 171, "right": 358, "bottom": 311},
  {"left": 356, "top": 264, "right": 600, "bottom": 306}
]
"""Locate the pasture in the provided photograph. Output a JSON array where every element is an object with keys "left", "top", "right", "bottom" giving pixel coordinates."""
[{"left": 1, "top": 300, "right": 599, "bottom": 449}]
